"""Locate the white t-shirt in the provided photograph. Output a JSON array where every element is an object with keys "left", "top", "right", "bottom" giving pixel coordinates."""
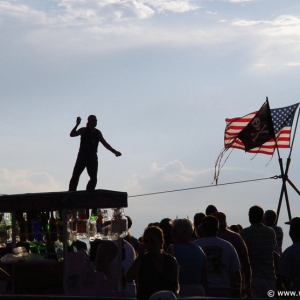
[{"left": 193, "top": 237, "right": 240, "bottom": 289}]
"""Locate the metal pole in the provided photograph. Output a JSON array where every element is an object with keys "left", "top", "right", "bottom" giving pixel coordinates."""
[{"left": 63, "top": 208, "right": 68, "bottom": 294}]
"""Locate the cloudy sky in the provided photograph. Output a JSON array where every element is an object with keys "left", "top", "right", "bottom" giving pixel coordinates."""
[{"left": 1, "top": 0, "right": 300, "bottom": 250}]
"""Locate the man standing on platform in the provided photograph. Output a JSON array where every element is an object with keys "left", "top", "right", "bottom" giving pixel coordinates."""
[{"left": 69, "top": 115, "right": 121, "bottom": 191}]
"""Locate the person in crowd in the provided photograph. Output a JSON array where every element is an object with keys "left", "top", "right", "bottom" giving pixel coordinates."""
[
  {"left": 95, "top": 238, "right": 136, "bottom": 298},
  {"left": 230, "top": 225, "right": 240, "bottom": 234},
  {"left": 277, "top": 217, "right": 300, "bottom": 292},
  {"left": 264, "top": 210, "right": 283, "bottom": 254},
  {"left": 237, "top": 224, "right": 244, "bottom": 232},
  {"left": 69, "top": 115, "right": 121, "bottom": 191},
  {"left": 205, "top": 205, "right": 218, "bottom": 216},
  {"left": 167, "top": 218, "right": 208, "bottom": 297},
  {"left": 194, "top": 215, "right": 241, "bottom": 298},
  {"left": 212, "top": 212, "right": 251, "bottom": 297},
  {"left": 125, "top": 216, "right": 140, "bottom": 254},
  {"left": 159, "top": 218, "right": 173, "bottom": 252},
  {"left": 192, "top": 212, "right": 206, "bottom": 239},
  {"left": 240, "top": 205, "right": 276, "bottom": 298},
  {"left": 126, "top": 226, "right": 179, "bottom": 300}
]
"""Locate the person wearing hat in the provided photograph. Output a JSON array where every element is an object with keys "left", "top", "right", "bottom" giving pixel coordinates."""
[{"left": 277, "top": 217, "right": 300, "bottom": 291}]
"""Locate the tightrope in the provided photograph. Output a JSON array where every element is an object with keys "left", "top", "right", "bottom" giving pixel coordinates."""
[{"left": 128, "top": 175, "right": 279, "bottom": 198}]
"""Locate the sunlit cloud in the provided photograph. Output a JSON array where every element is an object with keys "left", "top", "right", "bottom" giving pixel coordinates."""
[{"left": 0, "top": 169, "right": 61, "bottom": 194}]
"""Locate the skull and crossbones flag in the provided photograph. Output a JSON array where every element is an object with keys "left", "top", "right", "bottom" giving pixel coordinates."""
[
  {"left": 237, "top": 101, "right": 274, "bottom": 151},
  {"left": 214, "top": 100, "right": 299, "bottom": 183}
]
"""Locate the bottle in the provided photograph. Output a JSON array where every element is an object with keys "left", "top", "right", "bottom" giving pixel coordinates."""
[
  {"left": 26, "top": 211, "right": 34, "bottom": 242},
  {"left": 26, "top": 212, "right": 37, "bottom": 253},
  {"left": 76, "top": 209, "right": 88, "bottom": 239},
  {"left": 49, "top": 211, "right": 58, "bottom": 242},
  {"left": 96, "top": 209, "right": 103, "bottom": 239},
  {"left": 111, "top": 208, "right": 119, "bottom": 240},
  {"left": 31, "top": 211, "right": 42, "bottom": 242},
  {"left": 38, "top": 240, "right": 47, "bottom": 259},
  {"left": 88, "top": 209, "right": 97, "bottom": 241},
  {"left": 15, "top": 218, "right": 20, "bottom": 243},
  {"left": 111, "top": 208, "right": 128, "bottom": 240},
  {"left": 119, "top": 208, "right": 128, "bottom": 238},
  {"left": 54, "top": 240, "right": 64, "bottom": 262},
  {"left": 40, "top": 211, "right": 50, "bottom": 240},
  {"left": 16, "top": 211, "right": 26, "bottom": 242},
  {"left": 69, "top": 210, "right": 78, "bottom": 241},
  {"left": 56, "top": 210, "right": 64, "bottom": 242},
  {"left": 0, "top": 214, "right": 7, "bottom": 247},
  {"left": 101, "top": 210, "right": 111, "bottom": 240},
  {"left": 5, "top": 213, "right": 12, "bottom": 243}
]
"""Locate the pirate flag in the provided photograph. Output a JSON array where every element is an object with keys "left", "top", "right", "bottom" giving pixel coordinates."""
[{"left": 238, "top": 101, "right": 275, "bottom": 151}]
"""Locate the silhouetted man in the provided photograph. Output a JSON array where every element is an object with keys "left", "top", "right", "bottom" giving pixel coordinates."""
[
  {"left": 277, "top": 217, "right": 300, "bottom": 292},
  {"left": 240, "top": 205, "right": 276, "bottom": 298},
  {"left": 69, "top": 115, "right": 121, "bottom": 191},
  {"left": 193, "top": 216, "right": 241, "bottom": 298}
]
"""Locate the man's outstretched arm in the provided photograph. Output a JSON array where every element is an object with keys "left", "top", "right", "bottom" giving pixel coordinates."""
[
  {"left": 98, "top": 131, "right": 122, "bottom": 157},
  {"left": 70, "top": 117, "right": 85, "bottom": 137}
]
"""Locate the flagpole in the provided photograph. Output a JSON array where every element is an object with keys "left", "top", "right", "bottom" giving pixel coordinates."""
[
  {"left": 267, "top": 96, "right": 292, "bottom": 223},
  {"left": 275, "top": 103, "right": 300, "bottom": 223}
]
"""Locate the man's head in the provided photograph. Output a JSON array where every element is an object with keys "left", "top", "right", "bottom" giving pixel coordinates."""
[
  {"left": 194, "top": 212, "right": 206, "bottom": 228},
  {"left": 171, "top": 218, "right": 194, "bottom": 243},
  {"left": 264, "top": 210, "right": 277, "bottom": 226},
  {"left": 205, "top": 205, "right": 218, "bottom": 216},
  {"left": 288, "top": 217, "right": 300, "bottom": 242},
  {"left": 249, "top": 205, "right": 264, "bottom": 225},
  {"left": 202, "top": 215, "right": 219, "bottom": 237},
  {"left": 212, "top": 211, "right": 227, "bottom": 229},
  {"left": 87, "top": 115, "right": 97, "bottom": 128}
]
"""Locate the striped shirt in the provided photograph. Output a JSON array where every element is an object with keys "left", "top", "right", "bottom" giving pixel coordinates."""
[{"left": 240, "top": 224, "right": 276, "bottom": 280}]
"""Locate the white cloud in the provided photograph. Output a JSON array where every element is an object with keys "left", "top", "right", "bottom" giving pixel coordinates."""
[
  {"left": 284, "top": 62, "right": 300, "bottom": 67},
  {"left": 227, "top": 0, "right": 259, "bottom": 2},
  {"left": 206, "top": 11, "right": 218, "bottom": 15},
  {"left": 125, "top": 159, "right": 213, "bottom": 196},
  {"left": 144, "top": 0, "right": 199, "bottom": 14},
  {"left": 0, "top": 169, "right": 61, "bottom": 194},
  {"left": 232, "top": 20, "right": 261, "bottom": 26}
]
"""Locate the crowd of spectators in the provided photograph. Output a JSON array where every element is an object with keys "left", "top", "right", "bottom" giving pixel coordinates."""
[{"left": 116, "top": 205, "right": 300, "bottom": 299}]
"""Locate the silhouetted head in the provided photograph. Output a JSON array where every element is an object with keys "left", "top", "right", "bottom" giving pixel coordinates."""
[
  {"left": 87, "top": 115, "right": 97, "bottom": 129},
  {"left": 193, "top": 212, "right": 206, "bottom": 228},
  {"left": 143, "top": 226, "right": 164, "bottom": 252},
  {"left": 171, "top": 218, "right": 194, "bottom": 243},
  {"left": 249, "top": 205, "right": 264, "bottom": 224},
  {"left": 230, "top": 225, "right": 240, "bottom": 234},
  {"left": 212, "top": 211, "right": 227, "bottom": 229},
  {"left": 205, "top": 205, "right": 218, "bottom": 215},
  {"left": 264, "top": 210, "right": 277, "bottom": 226},
  {"left": 288, "top": 217, "right": 300, "bottom": 242},
  {"left": 237, "top": 224, "right": 243, "bottom": 231},
  {"left": 202, "top": 216, "right": 219, "bottom": 237}
]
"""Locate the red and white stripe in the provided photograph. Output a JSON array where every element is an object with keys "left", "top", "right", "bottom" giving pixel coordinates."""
[{"left": 224, "top": 111, "right": 291, "bottom": 155}]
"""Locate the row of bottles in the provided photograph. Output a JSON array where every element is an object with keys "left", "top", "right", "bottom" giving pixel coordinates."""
[
  {"left": 68, "top": 208, "right": 128, "bottom": 241},
  {"left": 0, "top": 208, "right": 128, "bottom": 253}
]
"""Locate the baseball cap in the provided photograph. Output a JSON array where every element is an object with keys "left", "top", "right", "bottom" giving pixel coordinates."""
[{"left": 285, "top": 217, "right": 300, "bottom": 236}]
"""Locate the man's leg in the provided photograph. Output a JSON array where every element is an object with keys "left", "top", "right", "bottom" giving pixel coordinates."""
[
  {"left": 86, "top": 154, "right": 98, "bottom": 190},
  {"left": 69, "top": 155, "right": 86, "bottom": 191}
]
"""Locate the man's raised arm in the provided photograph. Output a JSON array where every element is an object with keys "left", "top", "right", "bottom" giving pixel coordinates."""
[{"left": 70, "top": 117, "right": 84, "bottom": 137}]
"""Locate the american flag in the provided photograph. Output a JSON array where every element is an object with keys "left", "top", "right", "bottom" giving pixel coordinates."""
[{"left": 224, "top": 103, "right": 299, "bottom": 155}]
